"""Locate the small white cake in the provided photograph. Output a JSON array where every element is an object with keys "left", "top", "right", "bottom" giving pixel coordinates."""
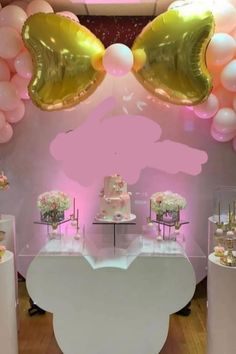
[{"left": 97, "top": 175, "right": 132, "bottom": 221}]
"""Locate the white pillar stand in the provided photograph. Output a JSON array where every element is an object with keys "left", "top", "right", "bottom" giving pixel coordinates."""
[
  {"left": 0, "top": 251, "right": 18, "bottom": 354},
  {"left": 208, "top": 253, "right": 236, "bottom": 354},
  {"left": 0, "top": 214, "right": 16, "bottom": 253}
]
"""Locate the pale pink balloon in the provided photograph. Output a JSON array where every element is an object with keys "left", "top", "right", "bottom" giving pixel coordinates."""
[
  {"left": 232, "top": 136, "right": 236, "bottom": 151},
  {"left": 11, "top": 74, "right": 30, "bottom": 100},
  {"left": 5, "top": 100, "right": 25, "bottom": 123},
  {"left": 0, "top": 81, "right": 20, "bottom": 111},
  {"left": 14, "top": 50, "right": 33, "bottom": 79},
  {"left": 103, "top": 44, "right": 134, "bottom": 77},
  {"left": 6, "top": 58, "right": 17, "bottom": 73},
  {"left": 213, "top": 2, "right": 236, "bottom": 33},
  {"left": 0, "top": 27, "right": 23, "bottom": 59},
  {"left": 26, "top": 0, "right": 53, "bottom": 16},
  {"left": 193, "top": 94, "right": 219, "bottom": 119},
  {"left": 0, "top": 122, "right": 13, "bottom": 143},
  {"left": 0, "top": 5, "right": 27, "bottom": 33},
  {"left": 221, "top": 60, "right": 236, "bottom": 92},
  {"left": 213, "top": 107, "right": 236, "bottom": 133},
  {"left": 207, "top": 33, "right": 236, "bottom": 66},
  {"left": 233, "top": 96, "right": 236, "bottom": 112},
  {"left": 213, "top": 86, "right": 234, "bottom": 107},
  {"left": 209, "top": 65, "right": 222, "bottom": 89},
  {"left": 0, "top": 111, "right": 6, "bottom": 130},
  {"left": 11, "top": 1, "right": 28, "bottom": 10},
  {"left": 211, "top": 124, "right": 235, "bottom": 142},
  {"left": 228, "top": 0, "right": 236, "bottom": 8},
  {"left": 0, "top": 58, "right": 10, "bottom": 81},
  {"left": 57, "top": 11, "right": 79, "bottom": 22}
]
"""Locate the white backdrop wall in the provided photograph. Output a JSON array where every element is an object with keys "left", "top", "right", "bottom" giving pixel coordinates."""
[{"left": 0, "top": 74, "right": 235, "bottom": 281}]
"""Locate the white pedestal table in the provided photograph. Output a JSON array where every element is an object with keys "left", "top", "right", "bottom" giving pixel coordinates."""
[
  {"left": 26, "top": 235, "right": 196, "bottom": 354},
  {"left": 0, "top": 251, "right": 18, "bottom": 354}
]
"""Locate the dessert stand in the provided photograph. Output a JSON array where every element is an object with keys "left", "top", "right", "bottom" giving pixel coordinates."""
[
  {"left": 0, "top": 251, "right": 18, "bottom": 354},
  {"left": 93, "top": 214, "right": 136, "bottom": 247},
  {"left": 208, "top": 253, "right": 236, "bottom": 354},
  {"left": 23, "top": 229, "right": 196, "bottom": 354}
]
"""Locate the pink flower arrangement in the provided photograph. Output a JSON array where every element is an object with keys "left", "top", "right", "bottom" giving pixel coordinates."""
[
  {"left": 0, "top": 171, "right": 9, "bottom": 190},
  {"left": 37, "top": 190, "right": 70, "bottom": 214}
]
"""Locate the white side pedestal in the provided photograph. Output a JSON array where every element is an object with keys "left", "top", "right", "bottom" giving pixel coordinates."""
[
  {"left": 0, "top": 214, "right": 16, "bottom": 253},
  {"left": 26, "top": 237, "right": 195, "bottom": 354},
  {"left": 208, "top": 253, "right": 236, "bottom": 354},
  {"left": 0, "top": 251, "right": 18, "bottom": 354}
]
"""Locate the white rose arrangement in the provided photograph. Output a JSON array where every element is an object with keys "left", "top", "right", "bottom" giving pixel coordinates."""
[
  {"left": 151, "top": 191, "right": 187, "bottom": 216},
  {"left": 37, "top": 191, "right": 70, "bottom": 220}
]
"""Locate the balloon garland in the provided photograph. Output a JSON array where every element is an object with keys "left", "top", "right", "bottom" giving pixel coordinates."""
[
  {"left": 0, "top": 0, "right": 236, "bottom": 153},
  {"left": 169, "top": 0, "right": 236, "bottom": 151},
  {"left": 0, "top": 0, "right": 79, "bottom": 143}
]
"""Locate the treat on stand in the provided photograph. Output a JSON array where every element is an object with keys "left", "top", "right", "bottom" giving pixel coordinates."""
[
  {"left": 0, "top": 171, "right": 9, "bottom": 190},
  {"left": 96, "top": 174, "right": 134, "bottom": 222},
  {"left": 214, "top": 246, "right": 225, "bottom": 257},
  {"left": 0, "top": 245, "right": 6, "bottom": 261}
]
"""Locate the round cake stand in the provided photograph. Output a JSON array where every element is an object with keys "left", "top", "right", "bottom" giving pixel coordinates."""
[{"left": 95, "top": 214, "right": 136, "bottom": 223}]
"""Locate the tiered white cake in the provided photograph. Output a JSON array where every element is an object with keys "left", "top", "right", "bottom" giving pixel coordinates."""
[{"left": 96, "top": 175, "right": 132, "bottom": 221}]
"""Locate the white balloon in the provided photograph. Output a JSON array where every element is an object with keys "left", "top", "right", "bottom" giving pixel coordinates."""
[
  {"left": 221, "top": 60, "right": 236, "bottom": 92},
  {"left": 213, "top": 2, "right": 236, "bottom": 33},
  {"left": 213, "top": 107, "right": 236, "bottom": 133},
  {"left": 194, "top": 94, "right": 219, "bottom": 119},
  {"left": 207, "top": 33, "right": 236, "bottom": 66}
]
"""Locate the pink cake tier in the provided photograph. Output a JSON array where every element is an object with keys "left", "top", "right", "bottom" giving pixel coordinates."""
[{"left": 97, "top": 175, "right": 131, "bottom": 221}]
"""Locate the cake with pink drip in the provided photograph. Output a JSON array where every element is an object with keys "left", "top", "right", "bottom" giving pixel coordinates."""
[{"left": 96, "top": 175, "right": 134, "bottom": 222}]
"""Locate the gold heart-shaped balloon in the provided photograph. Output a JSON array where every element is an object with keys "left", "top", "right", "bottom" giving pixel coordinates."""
[
  {"left": 22, "top": 13, "right": 105, "bottom": 111},
  {"left": 132, "top": 4, "right": 214, "bottom": 105}
]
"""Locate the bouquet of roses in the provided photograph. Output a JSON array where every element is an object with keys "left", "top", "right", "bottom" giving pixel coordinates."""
[
  {"left": 37, "top": 190, "right": 70, "bottom": 222},
  {"left": 151, "top": 191, "right": 186, "bottom": 216}
]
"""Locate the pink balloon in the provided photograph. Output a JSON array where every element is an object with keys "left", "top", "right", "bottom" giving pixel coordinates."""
[
  {"left": 207, "top": 33, "right": 236, "bottom": 66},
  {"left": 221, "top": 60, "right": 236, "bottom": 92},
  {"left": 0, "top": 5, "right": 27, "bottom": 33},
  {"left": 57, "top": 11, "right": 79, "bottom": 22},
  {"left": 228, "top": 0, "right": 236, "bottom": 8},
  {"left": 193, "top": 94, "right": 219, "bottom": 119},
  {"left": 211, "top": 124, "right": 235, "bottom": 142},
  {"left": 209, "top": 65, "right": 222, "bottom": 89},
  {"left": 0, "top": 58, "right": 10, "bottom": 81},
  {"left": 213, "top": 107, "right": 236, "bottom": 133},
  {"left": 213, "top": 2, "right": 236, "bottom": 33},
  {"left": 14, "top": 50, "right": 33, "bottom": 79},
  {"left": 11, "top": 74, "right": 30, "bottom": 100},
  {"left": 5, "top": 100, "right": 25, "bottom": 123},
  {"left": 11, "top": 1, "right": 28, "bottom": 10},
  {"left": 26, "top": 0, "right": 53, "bottom": 16},
  {"left": 103, "top": 44, "right": 134, "bottom": 77},
  {"left": 232, "top": 136, "right": 236, "bottom": 151},
  {"left": 0, "top": 81, "right": 20, "bottom": 111},
  {"left": 6, "top": 58, "right": 17, "bottom": 73},
  {"left": 0, "top": 111, "right": 6, "bottom": 130},
  {"left": 213, "top": 86, "right": 234, "bottom": 107},
  {"left": 0, "top": 27, "right": 23, "bottom": 59},
  {"left": 0, "top": 122, "right": 13, "bottom": 143}
]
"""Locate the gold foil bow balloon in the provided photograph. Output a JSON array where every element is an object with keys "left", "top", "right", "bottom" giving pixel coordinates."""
[
  {"left": 22, "top": 5, "right": 214, "bottom": 111},
  {"left": 132, "top": 4, "right": 214, "bottom": 106},
  {"left": 22, "top": 13, "right": 105, "bottom": 110}
]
